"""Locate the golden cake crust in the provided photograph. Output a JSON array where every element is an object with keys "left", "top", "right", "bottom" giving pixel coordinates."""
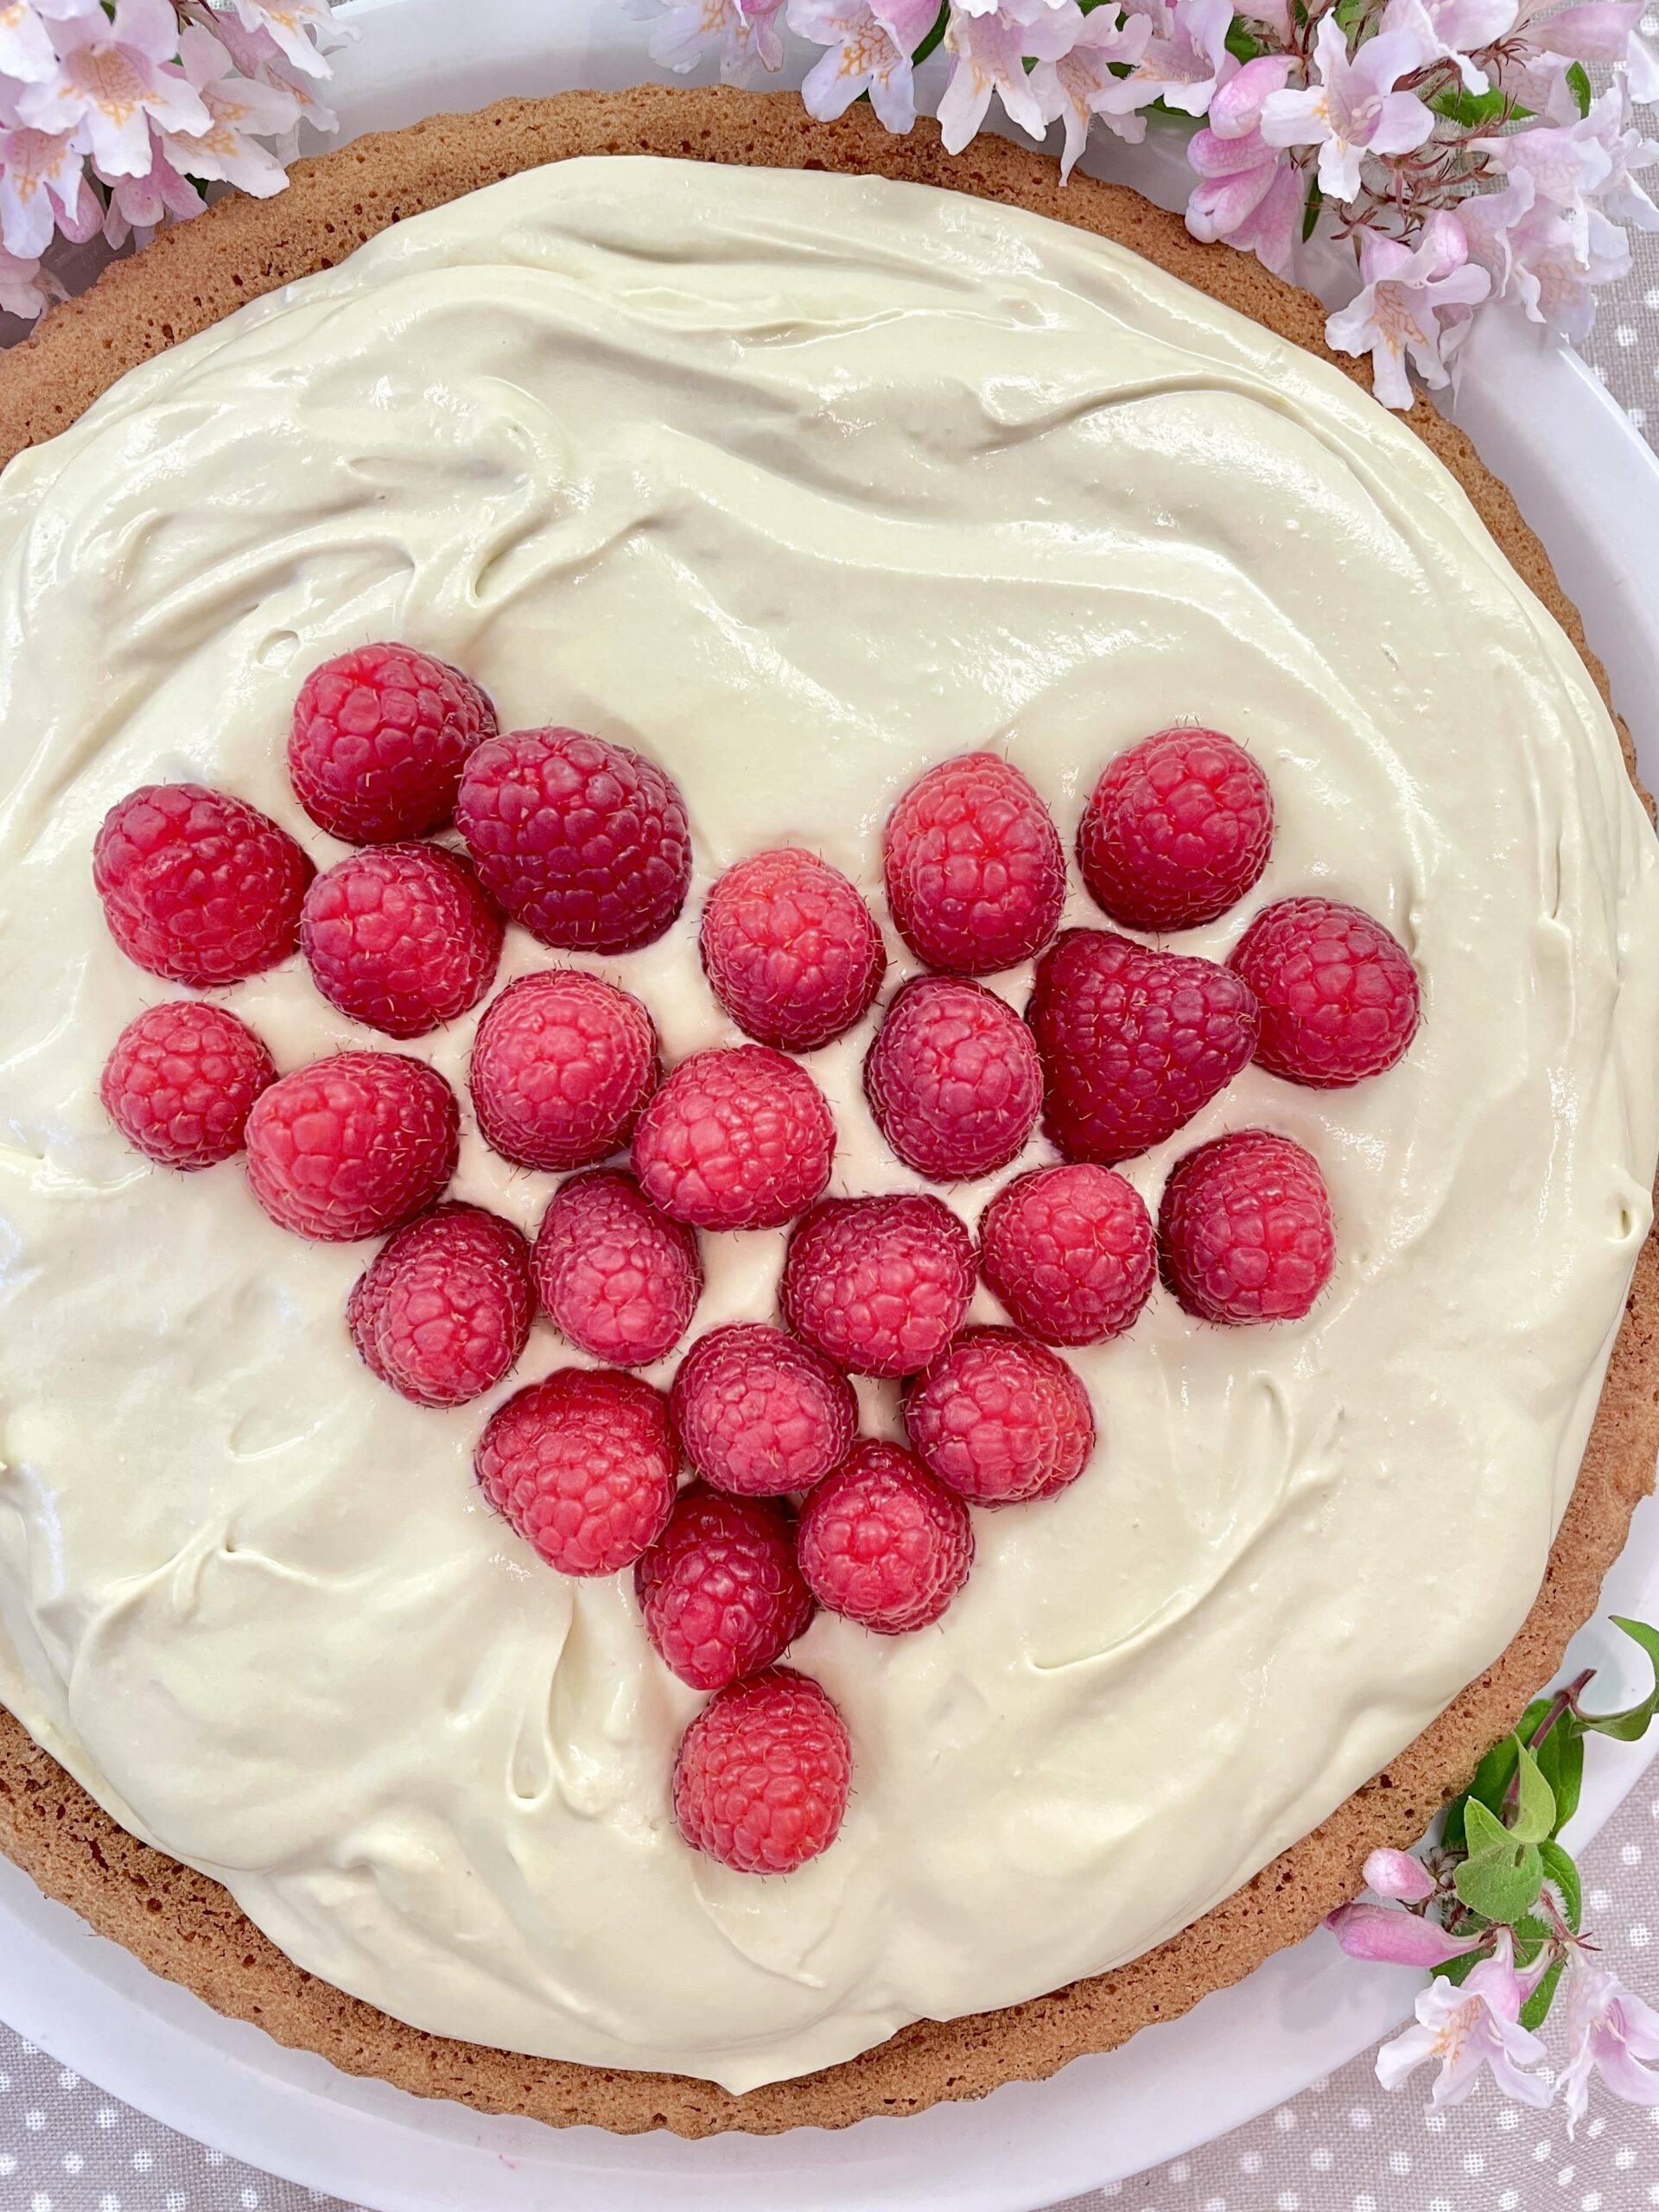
[{"left": 1, "top": 84, "right": 1656, "bottom": 2141}]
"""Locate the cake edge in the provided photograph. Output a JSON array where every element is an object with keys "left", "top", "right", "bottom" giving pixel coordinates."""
[{"left": 0, "top": 83, "right": 1653, "bottom": 2142}]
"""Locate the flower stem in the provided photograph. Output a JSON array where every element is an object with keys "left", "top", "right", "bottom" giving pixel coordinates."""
[{"left": 1500, "top": 1668, "right": 1596, "bottom": 1823}]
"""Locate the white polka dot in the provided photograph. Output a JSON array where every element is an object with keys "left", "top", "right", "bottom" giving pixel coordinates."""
[
  {"left": 1630, "top": 1923, "right": 1651, "bottom": 1948},
  {"left": 1389, "top": 2150, "right": 1411, "bottom": 2174},
  {"left": 1643, "top": 11, "right": 1658, "bottom": 31},
  {"left": 1424, "top": 2109, "right": 1447, "bottom": 2131},
  {"left": 1624, "top": 1843, "right": 1643, "bottom": 1864},
  {"left": 1465, "top": 2151, "right": 1484, "bottom": 2172},
  {"left": 1628, "top": 404, "right": 1647, "bottom": 431},
  {"left": 1535, "top": 2138, "right": 1554, "bottom": 2160},
  {"left": 1311, "top": 2148, "right": 1333, "bottom": 2171},
  {"left": 1276, "top": 2193, "right": 1300, "bottom": 2212},
  {"left": 1429, "top": 2199, "right": 1452, "bottom": 2212},
  {"left": 1274, "top": 2106, "right": 1298, "bottom": 2130},
  {"left": 239, "top": 2194, "right": 259, "bottom": 2210},
  {"left": 1644, "top": 286, "right": 1659, "bottom": 309},
  {"left": 131, "top": 2152, "right": 152, "bottom": 2175},
  {"left": 1592, "top": 1886, "right": 1614, "bottom": 1910},
  {"left": 1168, "top": 2164, "right": 1189, "bottom": 2183},
  {"left": 0, "top": 2073, "right": 10, "bottom": 2093},
  {"left": 204, "top": 2149, "right": 226, "bottom": 2168},
  {"left": 24, "top": 2110, "right": 44, "bottom": 2131},
  {"left": 1349, "top": 2105, "right": 1373, "bottom": 2128},
  {"left": 166, "top": 2194, "right": 188, "bottom": 2212},
  {"left": 31, "top": 2194, "right": 52, "bottom": 2212},
  {"left": 1594, "top": 363, "right": 1609, "bottom": 383},
  {"left": 1502, "top": 2196, "right": 1520, "bottom": 2210},
  {"left": 19, "top": 2042, "right": 36, "bottom": 2056},
  {"left": 1500, "top": 2107, "right": 1522, "bottom": 2129},
  {"left": 1587, "top": 2115, "right": 1606, "bottom": 2139},
  {"left": 1583, "top": 2192, "right": 1603, "bottom": 2210},
  {"left": 1203, "top": 2199, "right": 1227, "bottom": 2212},
  {"left": 1616, "top": 324, "right": 1637, "bottom": 346},
  {"left": 1241, "top": 2152, "right": 1262, "bottom": 2174},
  {"left": 95, "top": 2108, "right": 117, "bottom": 2130},
  {"left": 1354, "top": 2198, "right": 1377, "bottom": 2212},
  {"left": 99, "top": 2197, "right": 121, "bottom": 2212},
  {"left": 0, "top": 2158, "right": 16, "bottom": 2179},
  {"left": 1560, "top": 2164, "right": 1577, "bottom": 2185},
  {"left": 61, "top": 2154, "right": 83, "bottom": 2176},
  {"left": 1619, "top": 2148, "right": 1638, "bottom": 2169},
  {"left": 1307, "top": 2075, "right": 1329, "bottom": 2093},
  {"left": 55, "top": 2069, "right": 78, "bottom": 2091}
]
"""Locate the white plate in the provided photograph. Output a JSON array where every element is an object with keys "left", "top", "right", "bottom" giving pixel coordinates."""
[{"left": 3, "top": 6, "right": 1658, "bottom": 2205}]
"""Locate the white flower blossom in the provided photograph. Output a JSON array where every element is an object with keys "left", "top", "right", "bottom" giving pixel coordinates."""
[
  {"left": 938, "top": 3, "right": 1076, "bottom": 155},
  {"left": 633, "top": 0, "right": 788, "bottom": 81},
  {"left": 1381, "top": 0, "right": 1519, "bottom": 90},
  {"left": 225, "top": 0, "right": 347, "bottom": 80},
  {"left": 0, "top": 123, "right": 88, "bottom": 257},
  {"left": 1262, "top": 15, "right": 1435, "bottom": 201},
  {"left": 1116, "top": 0, "right": 1237, "bottom": 119},
  {"left": 1028, "top": 1, "right": 1155, "bottom": 175},
  {"left": 17, "top": 0, "right": 209, "bottom": 179},
  {"left": 1372, "top": 1929, "right": 1554, "bottom": 2103},
  {"left": 162, "top": 24, "right": 302, "bottom": 197},
  {"left": 1325, "top": 212, "right": 1491, "bottom": 406},
  {"left": 1477, "top": 84, "right": 1659, "bottom": 256},
  {"left": 1559, "top": 1956, "right": 1659, "bottom": 2133},
  {"left": 791, "top": 0, "right": 940, "bottom": 134}
]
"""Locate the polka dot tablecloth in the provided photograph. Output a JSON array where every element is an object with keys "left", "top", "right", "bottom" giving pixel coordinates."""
[{"left": 1583, "top": 229, "right": 1659, "bottom": 446}]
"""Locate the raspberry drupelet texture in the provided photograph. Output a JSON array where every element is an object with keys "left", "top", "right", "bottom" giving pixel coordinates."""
[
  {"left": 300, "top": 842, "right": 503, "bottom": 1040},
  {"left": 1228, "top": 896, "right": 1421, "bottom": 1089},
  {"left": 635, "top": 1484, "right": 814, "bottom": 1692},
  {"left": 632, "top": 1044, "right": 836, "bottom": 1231},
  {"left": 883, "top": 753, "right": 1066, "bottom": 976},
  {"left": 468, "top": 969, "right": 658, "bottom": 1173},
  {"left": 781, "top": 1193, "right": 977, "bottom": 1378},
  {"left": 531, "top": 1169, "right": 702, "bottom": 1369},
  {"left": 1028, "top": 928, "right": 1259, "bottom": 1166},
  {"left": 978, "top": 1162, "right": 1156, "bottom": 1346},
  {"left": 244, "top": 1051, "right": 460, "bottom": 1243},
  {"left": 346, "top": 1203, "right": 533, "bottom": 1408},
  {"left": 672, "top": 1665, "right": 853, "bottom": 1875},
  {"left": 288, "top": 644, "right": 496, "bottom": 844},
  {"left": 701, "top": 848, "right": 887, "bottom": 1053},
  {"left": 475, "top": 1367, "right": 677, "bottom": 1577},
  {"left": 93, "top": 783, "right": 315, "bottom": 988},
  {"left": 456, "top": 726, "right": 691, "bottom": 955},
  {"left": 797, "top": 1440, "right": 974, "bottom": 1633},
  {"left": 863, "top": 975, "right": 1042, "bottom": 1183},
  {"left": 1077, "top": 727, "right": 1274, "bottom": 934},
  {"left": 670, "top": 1323, "right": 857, "bottom": 1497},
  {"left": 100, "top": 1001, "right": 277, "bottom": 1171},
  {"left": 904, "top": 1326, "right": 1096, "bottom": 1506},
  {"left": 1158, "top": 1129, "right": 1336, "bottom": 1325}
]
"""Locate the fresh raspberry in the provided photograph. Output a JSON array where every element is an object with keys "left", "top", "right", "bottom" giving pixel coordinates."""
[
  {"left": 474, "top": 1367, "right": 677, "bottom": 1576},
  {"left": 346, "top": 1203, "right": 533, "bottom": 1408},
  {"left": 93, "top": 783, "right": 314, "bottom": 988},
  {"left": 288, "top": 644, "right": 496, "bottom": 844},
  {"left": 904, "top": 1327, "right": 1095, "bottom": 1506},
  {"left": 978, "top": 1163, "right": 1154, "bottom": 1345},
  {"left": 1228, "top": 896, "right": 1421, "bottom": 1089},
  {"left": 1028, "top": 929, "right": 1258, "bottom": 1166},
  {"left": 1158, "top": 1129, "right": 1335, "bottom": 1325},
  {"left": 300, "top": 843, "right": 503, "bottom": 1039},
  {"left": 883, "top": 753, "right": 1065, "bottom": 977},
  {"left": 797, "top": 1440, "right": 974, "bottom": 1633},
  {"left": 863, "top": 976, "right": 1041, "bottom": 1182},
  {"left": 244, "top": 1050, "right": 459, "bottom": 1242},
  {"left": 632, "top": 1045, "right": 836, "bottom": 1231},
  {"left": 701, "top": 848, "right": 886, "bottom": 1053},
  {"left": 100, "top": 1001, "right": 276, "bottom": 1171},
  {"left": 669, "top": 1323, "right": 857, "bottom": 1497},
  {"left": 456, "top": 726, "right": 691, "bottom": 955},
  {"left": 781, "top": 1193, "right": 976, "bottom": 1378},
  {"left": 468, "top": 969, "right": 658, "bottom": 1173},
  {"left": 532, "top": 1170, "right": 702, "bottom": 1368},
  {"left": 1077, "top": 728, "right": 1274, "bottom": 933},
  {"left": 672, "top": 1666, "right": 852, "bottom": 1875},
  {"left": 635, "top": 1485, "right": 813, "bottom": 1691}
]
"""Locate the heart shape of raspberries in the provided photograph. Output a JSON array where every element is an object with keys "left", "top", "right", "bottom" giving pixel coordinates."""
[{"left": 95, "top": 654, "right": 1421, "bottom": 1877}]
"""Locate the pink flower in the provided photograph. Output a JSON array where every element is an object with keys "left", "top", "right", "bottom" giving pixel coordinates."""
[
  {"left": 1261, "top": 15, "right": 1435, "bottom": 202},
  {"left": 1184, "top": 124, "right": 1301, "bottom": 273},
  {"left": 1374, "top": 1929, "right": 1554, "bottom": 2107},
  {"left": 635, "top": 0, "right": 788, "bottom": 81},
  {"left": 1382, "top": 0, "right": 1519, "bottom": 89},
  {"left": 1558, "top": 1957, "right": 1659, "bottom": 2134},
  {"left": 938, "top": 3, "right": 1076, "bottom": 154},
  {"left": 160, "top": 23, "right": 302, "bottom": 195},
  {"left": 1504, "top": 0, "right": 1656, "bottom": 100},
  {"left": 213, "top": 16, "right": 340, "bottom": 154},
  {"left": 1325, "top": 219, "right": 1490, "bottom": 408},
  {"left": 101, "top": 137, "right": 200, "bottom": 248},
  {"left": 17, "top": 0, "right": 210, "bottom": 178},
  {"left": 792, "top": 0, "right": 939, "bottom": 130},
  {"left": 1459, "top": 168, "right": 1630, "bottom": 340},
  {"left": 1117, "top": 0, "right": 1237, "bottom": 119},
  {"left": 223, "top": 0, "right": 345, "bottom": 80},
  {"left": 1028, "top": 2, "right": 1155, "bottom": 175},
  {"left": 1363, "top": 1847, "right": 1440, "bottom": 1904},
  {"left": 0, "top": 2, "right": 62, "bottom": 86},
  {"left": 1478, "top": 85, "right": 1659, "bottom": 255},
  {"left": 0, "top": 124, "right": 89, "bottom": 258},
  {"left": 1326, "top": 1901, "right": 1487, "bottom": 1967},
  {"left": 1207, "top": 53, "right": 1293, "bottom": 137},
  {"left": 0, "top": 238, "right": 57, "bottom": 318}
]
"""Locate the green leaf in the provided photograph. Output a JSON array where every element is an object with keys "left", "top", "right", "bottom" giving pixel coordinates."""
[
  {"left": 1510, "top": 1741, "right": 1556, "bottom": 1844},
  {"left": 1576, "top": 1618, "right": 1659, "bottom": 1741},
  {"left": 1225, "top": 17, "right": 1265, "bottom": 57},
  {"left": 1520, "top": 1955, "right": 1567, "bottom": 2031},
  {"left": 1540, "top": 1840, "right": 1583, "bottom": 1931},
  {"left": 1567, "top": 60, "right": 1593, "bottom": 116},
  {"left": 1455, "top": 1840, "right": 1545, "bottom": 1923},
  {"left": 1334, "top": 0, "right": 1368, "bottom": 27},
  {"left": 1429, "top": 85, "right": 1521, "bottom": 126},
  {"left": 1535, "top": 1719, "right": 1586, "bottom": 1833},
  {"left": 1301, "top": 175, "right": 1324, "bottom": 243},
  {"left": 1462, "top": 1796, "right": 1512, "bottom": 1854},
  {"left": 1432, "top": 1948, "right": 1484, "bottom": 1986}
]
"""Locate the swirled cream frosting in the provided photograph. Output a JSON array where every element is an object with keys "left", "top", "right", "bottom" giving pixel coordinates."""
[{"left": 0, "top": 158, "right": 1656, "bottom": 2093}]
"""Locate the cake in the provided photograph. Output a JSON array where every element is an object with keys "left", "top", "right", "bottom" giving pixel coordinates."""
[{"left": 0, "top": 86, "right": 1656, "bottom": 2140}]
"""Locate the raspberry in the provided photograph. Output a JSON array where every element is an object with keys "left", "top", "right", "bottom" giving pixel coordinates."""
[
  {"left": 978, "top": 1162, "right": 1154, "bottom": 1345},
  {"left": 632, "top": 1045, "right": 836, "bottom": 1231},
  {"left": 244, "top": 1050, "right": 459, "bottom": 1242},
  {"left": 1158, "top": 1129, "right": 1335, "bottom": 1325},
  {"left": 300, "top": 843, "right": 503, "bottom": 1040},
  {"left": 863, "top": 976, "right": 1041, "bottom": 1182},
  {"left": 456, "top": 726, "right": 691, "bottom": 955},
  {"left": 1077, "top": 728, "right": 1274, "bottom": 933},
  {"left": 346, "top": 1203, "right": 533, "bottom": 1408},
  {"left": 468, "top": 969, "right": 658, "bottom": 1173},
  {"left": 883, "top": 753, "right": 1065, "bottom": 977},
  {"left": 635, "top": 1485, "right": 813, "bottom": 1691},
  {"left": 1228, "top": 896, "right": 1421, "bottom": 1089},
  {"left": 904, "top": 1326, "right": 1095, "bottom": 1506},
  {"left": 100, "top": 1001, "right": 276, "bottom": 1171},
  {"left": 701, "top": 849, "right": 886, "bottom": 1052},
  {"left": 672, "top": 1666, "right": 851, "bottom": 1875},
  {"left": 475, "top": 1367, "right": 677, "bottom": 1576},
  {"left": 532, "top": 1169, "right": 702, "bottom": 1368},
  {"left": 288, "top": 644, "right": 496, "bottom": 844},
  {"left": 93, "top": 783, "right": 314, "bottom": 988},
  {"left": 669, "top": 1323, "right": 857, "bottom": 1497},
  {"left": 797, "top": 1440, "right": 973, "bottom": 1633},
  {"left": 1028, "top": 929, "right": 1258, "bottom": 1166},
  {"left": 781, "top": 1193, "right": 976, "bottom": 1378}
]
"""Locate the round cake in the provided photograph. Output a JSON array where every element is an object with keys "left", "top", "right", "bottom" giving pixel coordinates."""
[{"left": 0, "top": 86, "right": 1656, "bottom": 2139}]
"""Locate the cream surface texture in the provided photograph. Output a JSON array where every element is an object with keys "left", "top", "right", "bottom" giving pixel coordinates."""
[{"left": 0, "top": 158, "right": 1656, "bottom": 2093}]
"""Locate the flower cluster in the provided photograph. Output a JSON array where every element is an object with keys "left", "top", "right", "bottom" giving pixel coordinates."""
[
  {"left": 1325, "top": 1617, "right": 1659, "bottom": 2129},
  {"left": 0, "top": 0, "right": 347, "bottom": 322},
  {"left": 631, "top": 0, "right": 1659, "bottom": 404}
]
